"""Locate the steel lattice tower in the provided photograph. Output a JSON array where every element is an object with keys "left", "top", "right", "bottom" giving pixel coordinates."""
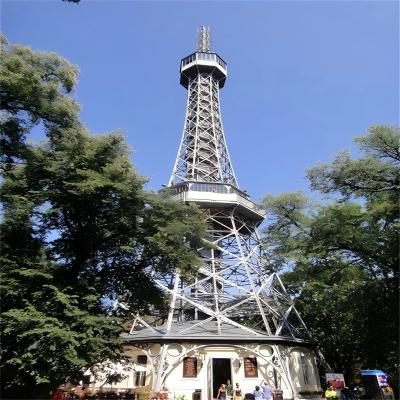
[{"left": 127, "top": 27, "right": 323, "bottom": 398}]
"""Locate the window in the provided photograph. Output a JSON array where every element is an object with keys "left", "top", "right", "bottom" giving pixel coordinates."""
[
  {"left": 137, "top": 355, "right": 147, "bottom": 364},
  {"left": 244, "top": 357, "right": 258, "bottom": 378},
  {"left": 183, "top": 357, "right": 198, "bottom": 378},
  {"left": 300, "top": 355, "right": 309, "bottom": 385},
  {"left": 135, "top": 371, "right": 146, "bottom": 387}
]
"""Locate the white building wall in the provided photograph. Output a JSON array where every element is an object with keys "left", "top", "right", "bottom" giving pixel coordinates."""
[
  {"left": 85, "top": 343, "right": 322, "bottom": 400},
  {"left": 156, "top": 344, "right": 320, "bottom": 400}
]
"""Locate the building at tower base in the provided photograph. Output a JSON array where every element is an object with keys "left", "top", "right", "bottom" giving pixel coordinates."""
[{"left": 120, "top": 320, "right": 323, "bottom": 400}]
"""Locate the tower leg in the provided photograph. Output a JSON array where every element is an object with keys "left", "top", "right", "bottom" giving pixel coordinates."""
[{"left": 152, "top": 272, "right": 180, "bottom": 392}]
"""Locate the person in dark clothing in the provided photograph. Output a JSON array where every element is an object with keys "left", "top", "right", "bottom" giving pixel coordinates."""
[
  {"left": 217, "top": 384, "right": 227, "bottom": 400},
  {"left": 125, "top": 391, "right": 135, "bottom": 400},
  {"left": 341, "top": 387, "right": 355, "bottom": 400}
]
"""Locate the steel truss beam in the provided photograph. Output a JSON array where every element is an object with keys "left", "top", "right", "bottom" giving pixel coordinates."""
[{"left": 169, "top": 74, "right": 237, "bottom": 186}]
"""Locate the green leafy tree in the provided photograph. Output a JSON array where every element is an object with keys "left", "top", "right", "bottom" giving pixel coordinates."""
[
  {"left": 1, "top": 36, "right": 206, "bottom": 398},
  {"left": 262, "top": 126, "right": 399, "bottom": 392},
  {"left": 0, "top": 33, "right": 80, "bottom": 165}
]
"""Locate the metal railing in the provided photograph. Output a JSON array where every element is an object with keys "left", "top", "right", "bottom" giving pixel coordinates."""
[
  {"left": 166, "top": 181, "right": 246, "bottom": 197},
  {"left": 165, "top": 182, "right": 265, "bottom": 216},
  {"left": 181, "top": 52, "right": 227, "bottom": 70}
]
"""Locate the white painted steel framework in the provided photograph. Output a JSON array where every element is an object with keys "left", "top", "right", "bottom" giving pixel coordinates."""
[
  {"left": 129, "top": 27, "right": 323, "bottom": 394},
  {"left": 169, "top": 29, "right": 236, "bottom": 187},
  {"left": 150, "top": 208, "right": 311, "bottom": 341}
]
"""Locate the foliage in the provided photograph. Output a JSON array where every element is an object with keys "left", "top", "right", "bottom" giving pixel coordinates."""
[
  {"left": 262, "top": 126, "right": 399, "bottom": 392},
  {"left": 0, "top": 35, "right": 207, "bottom": 398},
  {"left": 0, "top": 33, "right": 80, "bottom": 165},
  {"left": 135, "top": 389, "right": 152, "bottom": 400}
]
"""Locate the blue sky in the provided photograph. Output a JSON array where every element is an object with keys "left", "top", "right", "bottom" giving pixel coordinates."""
[{"left": 3, "top": 1, "right": 399, "bottom": 201}]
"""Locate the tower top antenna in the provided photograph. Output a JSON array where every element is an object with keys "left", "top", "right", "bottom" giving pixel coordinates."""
[{"left": 197, "top": 26, "right": 211, "bottom": 52}]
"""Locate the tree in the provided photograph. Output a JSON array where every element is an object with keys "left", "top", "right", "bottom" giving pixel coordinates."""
[
  {"left": 1, "top": 36, "right": 207, "bottom": 398},
  {"left": 0, "top": 33, "right": 80, "bottom": 166},
  {"left": 262, "top": 126, "right": 399, "bottom": 393}
]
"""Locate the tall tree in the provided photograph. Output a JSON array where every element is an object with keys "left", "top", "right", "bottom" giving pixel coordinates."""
[
  {"left": 262, "top": 125, "right": 399, "bottom": 393},
  {"left": 1, "top": 36, "right": 207, "bottom": 398}
]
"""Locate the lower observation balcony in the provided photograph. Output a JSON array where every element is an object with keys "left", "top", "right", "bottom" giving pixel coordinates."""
[{"left": 164, "top": 181, "right": 265, "bottom": 223}]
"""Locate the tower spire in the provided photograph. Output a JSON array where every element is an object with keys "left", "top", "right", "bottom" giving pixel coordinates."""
[{"left": 197, "top": 25, "right": 211, "bottom": 52}]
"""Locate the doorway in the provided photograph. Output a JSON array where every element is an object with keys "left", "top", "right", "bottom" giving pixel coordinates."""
[{"left": 212, "top": 358, "right": 232, "bottom": 399}]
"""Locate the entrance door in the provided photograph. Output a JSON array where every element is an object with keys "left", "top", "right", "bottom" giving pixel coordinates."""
[{"left": 212, "top": 358, "right": 232, "bottom": 399}]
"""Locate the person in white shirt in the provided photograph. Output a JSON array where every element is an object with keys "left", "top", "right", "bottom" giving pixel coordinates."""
[
  {"left": 253, "top": 386, "right": 263, "bottom": 400},
  {"left": 260, "top": 380, "right": 272, "bottom": 400}
]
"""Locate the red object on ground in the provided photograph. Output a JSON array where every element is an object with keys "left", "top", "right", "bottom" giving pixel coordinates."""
[
  {"left": 329, "top": 379, "right": 345, "bottom": 389},
  {"left": 52, "top": 391, "right": 64, "bottom": 400}
]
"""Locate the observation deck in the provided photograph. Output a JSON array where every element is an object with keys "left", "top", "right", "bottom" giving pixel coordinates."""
[
  {"left": 180, "top": 51, "right": 227, "bottom": 88},
  {"left": 165, "top": 181, "right": 265, "bottom": 223}
]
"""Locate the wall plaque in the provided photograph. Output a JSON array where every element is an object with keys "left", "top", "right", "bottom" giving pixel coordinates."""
[
  {"left": 244, "top": 357, "right": 258, "bottom": 378},
  {"left": 183, "top": 357, "right": 198, "bottom": 378}
]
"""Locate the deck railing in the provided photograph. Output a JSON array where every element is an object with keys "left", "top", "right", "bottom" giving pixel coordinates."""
[
  {"left": 181, "top": 52, "right": 227, "bottom": 70},
  {"left": 165, "top": 182, "right": 265, "bottom": 216}
]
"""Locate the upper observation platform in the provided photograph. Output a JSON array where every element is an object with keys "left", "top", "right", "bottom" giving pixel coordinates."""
[{"left": 180, "top": 51, "right": 227, "bottom": 89}]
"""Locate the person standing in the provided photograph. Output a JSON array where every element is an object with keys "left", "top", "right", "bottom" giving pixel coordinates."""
[
  {"left": 253, "top": 386, "right": 263, "bottom": 400},
  {"left": 325, "top": 386, "right": 337, "bottom": 400},
  {"left": 341, "top": 387, "right": 354, "bottom": 400},
  {"left": 260, "top": 380, "right": 272, "bottom": 400},
  {"left": 226, "top": 379, "right": 233, "bottom": 400},
  {"left": 217, "top": 384, "right": 227, "bottom": 400},
  {"left": 233, "top": 383, "right": 243, "bottom": 400},
  {"left": 125, "top": 390, "right": 135, "bottom": 400}
]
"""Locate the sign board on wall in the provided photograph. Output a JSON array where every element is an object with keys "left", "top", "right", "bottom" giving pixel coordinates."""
[
  {"left": 326, "top": 373, "right": 345, "bottom": 389},
  {"left": 244, "top": 357, "right": 258, "bottom": 378},
  {"left": 183, "top": 357, "right": 197, "bottom": 378},
  {"left": 361, "top": 370, "right": 389, "bottom": 387}
]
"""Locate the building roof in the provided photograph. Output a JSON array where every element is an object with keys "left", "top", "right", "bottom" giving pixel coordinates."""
[{"left": 122, "top": 320, "right": 313, "bottom": 346}]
